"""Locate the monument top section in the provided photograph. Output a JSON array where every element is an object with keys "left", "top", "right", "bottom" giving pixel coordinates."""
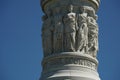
[
  {"left": 40, "top": 0, "right": 101, "bottom": 80},
  {"left": 40, "top": 0, "right": 100, "bottom": 12}
]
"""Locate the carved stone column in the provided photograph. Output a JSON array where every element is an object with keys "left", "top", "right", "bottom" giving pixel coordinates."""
[{"left": 40, "top": 0, "right": 100, "bottom": 80}]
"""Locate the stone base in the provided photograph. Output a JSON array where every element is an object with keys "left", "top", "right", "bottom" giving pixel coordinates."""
[
  {"left": 40, "top": 52, "right": 100, "bottom": 80},
  {"left": 40, "top": 67, "right": 100, "bottom": 80},
  {"left": 40, "top": 68, "right": 100, "bottom": 80}
]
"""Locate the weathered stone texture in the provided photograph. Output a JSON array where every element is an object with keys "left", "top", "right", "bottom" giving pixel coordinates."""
[{"left": 40, "top": 0, "right": 100, "bottom": 80}]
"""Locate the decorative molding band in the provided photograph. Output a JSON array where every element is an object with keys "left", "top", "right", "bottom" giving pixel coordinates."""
[
  {"left": 40, "top": 0, "right": 100, "bottom": 12},
  {"left": 42, "top": 52, "right": 98, "bottom": 71}
]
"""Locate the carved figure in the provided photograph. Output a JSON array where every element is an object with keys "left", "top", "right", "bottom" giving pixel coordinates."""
[
  {"left": 76, "top": 7, "right": 88, "bottom": 53},
  {"left": 53, "top": 15, "right": 64, "bottom": 53},
  {"left": 63, "top": 5, "right": 77, "bottom": 51},
  {"left": 87, "top": 16, "right": 98, "bottom": 57},
  {"left": 51, "top": 7, "right": 64, "bottom": 53},
  {"left": 42, "top": 17, "right": 53, "bottom": 57},
  {"left": 85, "top": 6, "right": 97, "bottom": 20}
]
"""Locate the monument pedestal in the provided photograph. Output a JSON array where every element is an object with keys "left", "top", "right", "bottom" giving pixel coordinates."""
[
  {"left": 40, "top": 53, "right": 100, "bottom": 80},
  {"left": 40, "top": 0, "right": 100, "bottom": 80}
]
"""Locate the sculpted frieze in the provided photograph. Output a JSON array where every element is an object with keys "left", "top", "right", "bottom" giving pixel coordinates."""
[{"left": 42, "top": 4, "right": 99, "bottom": 58}]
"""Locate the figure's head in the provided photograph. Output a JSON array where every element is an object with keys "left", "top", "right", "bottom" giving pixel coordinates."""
[
  {"left": 68, "top": 5, "right": 74, "bottom": 13},
  {"left": 82, "top": 6, "right": 97, "bottom": 20},
  {"left": 81, "top": 6, "right": 87, "bottom": 13},
  {"left": 63, "top": 13, "right": 76, "bottom": 24},
  {"left": 80, "top": 6, "right": 88, "bottom": 17}
]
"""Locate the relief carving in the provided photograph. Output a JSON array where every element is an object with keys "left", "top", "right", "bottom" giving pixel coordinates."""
[
  {"left": 53, "top": 15, "right": 64, "bottom": 53},
  {"left": 76, "top": 7, "right": 88, "bottom": 53},
  {"left": 87, "top": 16, "right": 98, "bottom": 57},
  {"left": 42, "top": 17, "right": 54, "bottom": 57},
  {"left": 42, "top": 5, "right": 99, "bottom": 58},
  {"left": 40, "top": 0, "right": 100, "bottom": 79},
  {"left": 63, "top": 5, "right": 77, "bottom": 52}
]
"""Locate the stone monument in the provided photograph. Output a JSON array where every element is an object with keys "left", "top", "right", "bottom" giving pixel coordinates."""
[{"left": 40, "top": 0, "right": 100, "bottom": 80}]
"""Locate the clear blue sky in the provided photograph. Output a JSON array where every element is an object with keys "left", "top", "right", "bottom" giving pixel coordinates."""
[{"left": 0, "top": 0, "right": 120, "bottom": 80}]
